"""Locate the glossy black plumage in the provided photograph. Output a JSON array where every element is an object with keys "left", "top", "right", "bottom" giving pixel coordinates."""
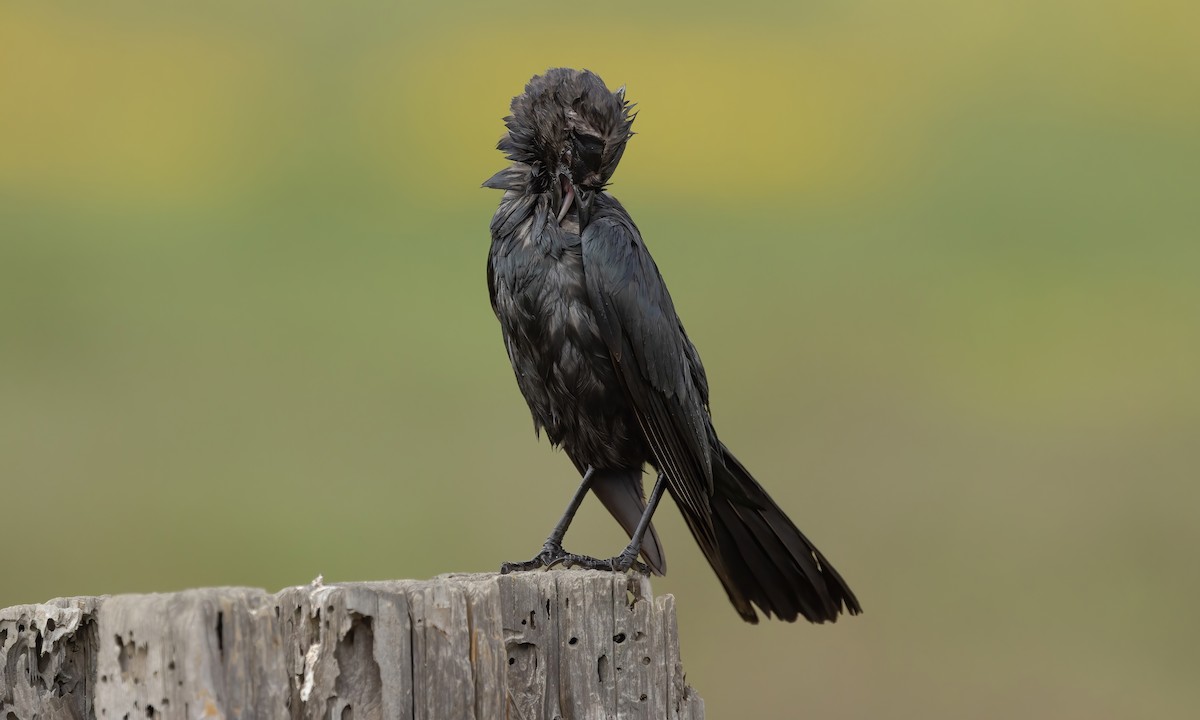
[{"left": 485, "top": 68, "right": 861, "bottom": 623}]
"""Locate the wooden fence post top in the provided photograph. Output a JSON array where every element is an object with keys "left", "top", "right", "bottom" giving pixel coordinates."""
[{"left": 1, "top": 571, "right": 704, "bottom": 719}]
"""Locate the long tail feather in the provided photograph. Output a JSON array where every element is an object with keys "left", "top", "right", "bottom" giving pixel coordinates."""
[{"left": 680, "top": 444, "right": 861, "bottom": 623}]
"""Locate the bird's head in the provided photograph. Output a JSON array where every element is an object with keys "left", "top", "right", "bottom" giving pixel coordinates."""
[{"left": 492, "top": 68, "right": 635, "bottom": 228}]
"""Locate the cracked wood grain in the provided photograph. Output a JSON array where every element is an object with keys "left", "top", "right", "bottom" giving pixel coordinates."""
[{"left": 1, "top": 572, "right": 703, "bottom": 719}]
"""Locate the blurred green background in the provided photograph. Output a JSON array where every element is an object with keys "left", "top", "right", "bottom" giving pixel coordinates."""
[{"left": 2, "top": 1, "right": 1197, "bottom": 717}]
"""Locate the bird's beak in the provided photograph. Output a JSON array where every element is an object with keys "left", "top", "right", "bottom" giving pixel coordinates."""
[
  {"left": 556, "top": 174, "right": 594, "bottom": 230},
  {"left": 556, "top": 174, "right": 575, "bottom": 224}
]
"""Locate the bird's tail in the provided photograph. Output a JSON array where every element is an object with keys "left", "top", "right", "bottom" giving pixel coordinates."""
[
  {"left": 591, "top": 469, "right": 667, "bottom": 575},
  {"left": 680, "top": 444, "right": 862, "bottom": 623}
]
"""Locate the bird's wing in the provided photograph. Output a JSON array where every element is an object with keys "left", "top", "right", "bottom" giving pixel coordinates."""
[{"left": 581, "top": 211, "right": 716, "bottom": 544}]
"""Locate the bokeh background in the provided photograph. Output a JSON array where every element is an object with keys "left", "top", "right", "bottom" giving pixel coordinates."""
[{"left": 2, "top": 1, "right": 1197, "bottom": 717}]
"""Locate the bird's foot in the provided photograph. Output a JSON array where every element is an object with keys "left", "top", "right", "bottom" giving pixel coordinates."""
[{"left": 500, "top": 541, "right": 571, "bottom": 574}]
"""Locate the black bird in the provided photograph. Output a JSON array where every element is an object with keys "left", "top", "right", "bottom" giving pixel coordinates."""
[{"left": 485, "top": 68, "right": 861, "bottom": 623}]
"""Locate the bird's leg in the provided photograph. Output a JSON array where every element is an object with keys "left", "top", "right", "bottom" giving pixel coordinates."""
[
  {"left": 611, "top": 472, "right": 668, "bottom": 570},
  {"left": 558, "top": 472, "right": 667, "bottom": 575},
  {"left": 500, "top": 467, "right": 595, "bottom": 573}
]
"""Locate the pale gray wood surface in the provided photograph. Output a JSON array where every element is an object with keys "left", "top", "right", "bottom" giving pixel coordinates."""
[{"left": 0, "top": 572, "right": 703, "bottom": 719}]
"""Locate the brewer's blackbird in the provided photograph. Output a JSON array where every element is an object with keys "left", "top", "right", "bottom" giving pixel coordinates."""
[{"left": 485, "top": 68, "right": 861, "bottom": 623}]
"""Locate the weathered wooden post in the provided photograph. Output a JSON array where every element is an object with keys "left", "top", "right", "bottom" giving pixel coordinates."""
[{"left": 0, "top": 571, "right": 704, "bottom": 719}]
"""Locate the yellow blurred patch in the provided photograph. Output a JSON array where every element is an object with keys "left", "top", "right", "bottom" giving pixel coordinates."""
[
  {"left": 0, "top": 6, "right": 272, "bottom": 209},
  {"left": 354, "top": 20, "right": 937, "bottom": 205}
]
